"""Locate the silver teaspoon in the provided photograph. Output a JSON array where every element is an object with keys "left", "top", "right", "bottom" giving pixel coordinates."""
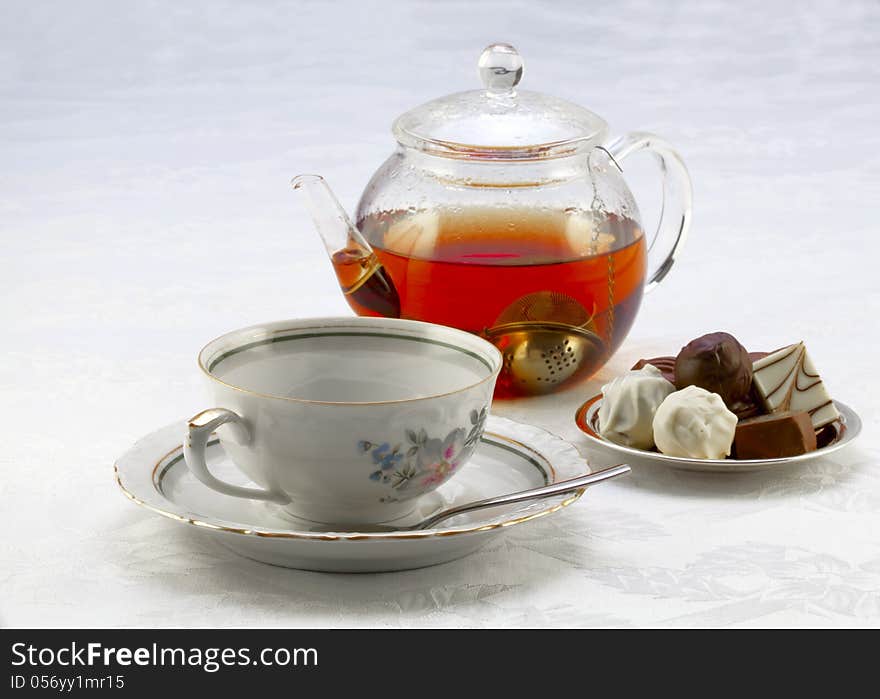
[{"left": 361, "top": 463, "right": 631, "bottom": 532}]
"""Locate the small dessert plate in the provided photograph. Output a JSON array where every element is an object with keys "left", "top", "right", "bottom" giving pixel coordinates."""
[
  {"left": 115, "top": 416, "right": 589, "bottom": 572},
  {"left": 575, "top": 394, "right": 861, "bottom": 473}
]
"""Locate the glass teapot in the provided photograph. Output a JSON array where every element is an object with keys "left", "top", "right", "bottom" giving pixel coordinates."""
[{"left": 293, "top": 43, "right": 692, "bottom": 397}]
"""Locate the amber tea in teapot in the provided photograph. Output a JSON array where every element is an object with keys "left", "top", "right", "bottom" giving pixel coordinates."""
[{"left": 337, "top": 207, "right": 646, "bottom": 397}]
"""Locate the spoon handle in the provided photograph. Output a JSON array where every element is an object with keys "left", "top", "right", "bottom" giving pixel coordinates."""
[{"left": 415, "top": 463, "right": 631, "bottom": 530}]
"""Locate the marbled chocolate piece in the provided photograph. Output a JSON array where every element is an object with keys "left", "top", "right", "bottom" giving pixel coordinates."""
[
  {"left": 733, "top": 410, "right": 817, "bottom": 459},
  {"left": 631, "top": 356, "right": 675, "bottom": 383},
  {"left": 751, "top": 342, "right": 840, "bottom": 429}
]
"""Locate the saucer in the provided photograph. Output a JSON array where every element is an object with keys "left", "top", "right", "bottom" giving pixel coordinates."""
[
  {"left": 115, "top": 415, "right": 589, "bottom": 572},
  {"left": 575, "top": 394, "right": 861, "bottom": 473}
]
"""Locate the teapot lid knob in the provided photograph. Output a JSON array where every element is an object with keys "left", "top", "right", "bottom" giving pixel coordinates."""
[{"left": 478, "top": 43, "right": 523, "bottom": 96}]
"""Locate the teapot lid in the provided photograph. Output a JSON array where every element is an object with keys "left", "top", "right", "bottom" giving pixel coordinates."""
[{"left": 392, "top": 43, "right": 608, "bottom": 161}]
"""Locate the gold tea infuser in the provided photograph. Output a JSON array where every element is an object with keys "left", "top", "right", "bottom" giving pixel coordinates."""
[{"left": 483, "top": 291, "right": 607, "bottom": 394}]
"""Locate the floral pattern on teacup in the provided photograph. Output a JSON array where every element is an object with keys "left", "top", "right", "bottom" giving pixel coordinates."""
[{"left": 358, "top": 408, "right": 487, "bottom": 502}]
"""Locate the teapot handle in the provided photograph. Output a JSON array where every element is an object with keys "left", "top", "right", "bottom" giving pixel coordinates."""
[{"left": 606, "top": 132, "right": 693, "bottom": 293}]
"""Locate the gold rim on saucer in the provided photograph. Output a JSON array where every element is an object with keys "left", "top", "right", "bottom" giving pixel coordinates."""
[{"left": 115, "top": 420, "right": 587, "bottom": 542}]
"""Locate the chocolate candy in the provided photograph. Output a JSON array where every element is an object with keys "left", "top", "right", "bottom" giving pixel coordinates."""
[
  {"left": 727, "top": 351, "right": 771, "bottom": 419},
  {"left": 674, "top": 332, "right": 753, "bottom": 406},
  {"left": 752, "top": 342, "right": 840, "bottom": 429},
  {"left": 631, "top": 356, "right": 675, "bottom": 384},
  {"left": 733, "top": 410, "right": 817, "bottom": 459},
  {"left": 729, "top": 399, "right": 762, "bottom": 420},
  {"left": 653, "top": 386, "right": 738, "bottom": 459},
  {"left": 599, "top": 365, "right": 675, "bottom": 450}
]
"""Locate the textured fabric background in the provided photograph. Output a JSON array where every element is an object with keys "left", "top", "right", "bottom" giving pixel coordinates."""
[{"left": 2, "top": 0, "right": 878, "bottom": 627}]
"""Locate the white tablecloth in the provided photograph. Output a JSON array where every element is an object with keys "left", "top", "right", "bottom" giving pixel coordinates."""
[{"left": 2, "top": 0, "right": 878, "bottom": 628}]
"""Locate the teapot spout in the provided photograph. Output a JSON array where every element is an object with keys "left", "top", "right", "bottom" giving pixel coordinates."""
[
  {"left": 291, "top": 174, "right": 373, "bottom": 258},
  {"left": 291, "top": 174, "right": 401, "bottom": 318}
]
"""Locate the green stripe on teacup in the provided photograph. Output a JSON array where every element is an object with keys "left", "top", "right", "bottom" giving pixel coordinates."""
[{"left": 207, "top": 331, "right": 492, "bottom": 375}]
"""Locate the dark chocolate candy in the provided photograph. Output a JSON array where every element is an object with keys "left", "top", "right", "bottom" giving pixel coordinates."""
[
  {"left": 815, "top": 422, "right": 839, "bottom": 449},
  {"left": 733, "top": 410, "right": 817, "bottom": 459},
  {"left": 631, "top": 356, "right": 676, "bottom": 384},
  {"left": 729, "top": 398, "right": 762, "bottom": 420},
  {"left": 729, "top": 385, "right": 765, "bottom": 420},
  {"left": 730, "top": 351, "right": 771, "bottom": 418},
  {"left": 674, "top": 332, "right": 753, "bottom": 406}
]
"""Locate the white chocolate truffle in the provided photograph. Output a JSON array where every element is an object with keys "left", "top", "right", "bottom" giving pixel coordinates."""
[
  {"left": 598, "top": 365, "right": 676, "bottom": 449},
  {"left": 652, "top": 385, "right": 738, "bottom": 459}
]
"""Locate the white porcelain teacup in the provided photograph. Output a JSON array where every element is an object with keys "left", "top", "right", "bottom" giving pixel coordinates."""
[{"left": 183, "top": 317, "right": 502, "bottom": 526}]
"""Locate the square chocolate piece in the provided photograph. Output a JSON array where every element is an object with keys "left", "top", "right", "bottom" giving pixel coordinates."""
[
  {"left": 733, "top": 411, "right": 817, "bottom": 459},
  {"left": 751, "top": 342, "right": 840, "bottom": 429}
]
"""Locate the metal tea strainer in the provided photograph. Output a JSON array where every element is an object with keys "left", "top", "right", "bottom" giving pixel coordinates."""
[{"left": 483, "top": 291, "right": 607, "bottom": 394}]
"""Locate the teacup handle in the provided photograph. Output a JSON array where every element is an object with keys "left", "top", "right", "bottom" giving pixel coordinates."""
[
  {"left": 606, "top": 132, "right": 693, "bottom": 293},
  {"left": 183, "top": 408, "right": 291, "bottom": 504}
]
